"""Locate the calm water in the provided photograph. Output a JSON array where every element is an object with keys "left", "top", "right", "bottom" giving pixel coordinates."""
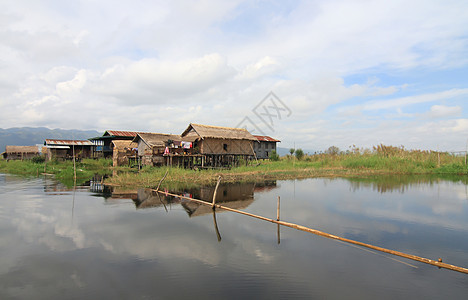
[{"left": 0, "top": 174, "right": 467, "bottom": 299}]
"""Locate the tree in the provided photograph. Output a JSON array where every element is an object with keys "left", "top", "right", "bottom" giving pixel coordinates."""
[
  {"left": 325, "top": 146, "right": 340, "bottom": 155},
  {"left": 294, "top": 148, "right": 304, "bottom": 160},
  {"left": 289, "top": 148, "right": 295, "bottom": 156}
]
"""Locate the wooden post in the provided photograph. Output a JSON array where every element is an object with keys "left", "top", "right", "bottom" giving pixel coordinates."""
[
  {"left": 465, "top": 139, "right": 467, "bottom": 166},
  {"left": 73, "top": 144, "right": 76, "bottom": 184},
  {"left": 277, "top": 196, "right": 280, "bottom": 221},
  {"left": 212, "top": 175, "right": 222, "bottom": 208},
  {"left": 277, "top": 224, "right": 281, "bottom": 244}
]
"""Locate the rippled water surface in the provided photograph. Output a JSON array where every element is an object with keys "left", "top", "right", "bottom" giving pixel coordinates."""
[{"left": 0, "top": 174, "right": 467, "bottom": 299}]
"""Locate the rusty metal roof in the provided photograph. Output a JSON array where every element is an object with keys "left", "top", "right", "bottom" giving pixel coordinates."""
[
  {"left": 44, "top": 139, "right": 93, "bottom": 146},
  {"left": 104, "top": 130, "right": 140, "bottom": 137},
  {"left": 254, "top": 135, "right": 281, "bottom": 142}
]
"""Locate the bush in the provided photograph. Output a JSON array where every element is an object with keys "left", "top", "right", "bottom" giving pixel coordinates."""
[
  {"left": 31, "top": 156, "right": 45, "bottom": 163},
  {"left": 295, "top": 148, "right": 304, "bottom": 160},
  {"left": 269, "top": 150, "right": 280, "bottom": 161}
]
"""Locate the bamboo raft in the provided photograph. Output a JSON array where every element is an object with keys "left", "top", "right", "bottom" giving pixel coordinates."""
[{"left": 152, "top": 180, "right": 468, "bottom": 275}]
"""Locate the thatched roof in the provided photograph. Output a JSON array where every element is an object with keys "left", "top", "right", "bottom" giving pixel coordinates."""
[
  {"left": 5, "top": 146, "right": 39, "bottom": 154},
  {"left": 133, "top": 133, "right": 182, "bottom": 148},
  {"left": 181, "top": 123, "right": 256, "bottom": 140},
  {"left": 111, "top": 140, "right": 138, "bottom": 150}
]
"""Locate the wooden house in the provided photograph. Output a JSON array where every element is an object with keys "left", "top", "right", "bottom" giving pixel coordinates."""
[
  {"left": 253, "top": 135, "right": 281, "bottom": 159},
  {"left": 111, "top": 140, "right": 138, "bottom": 167},
  {"left": 1, "top": 146, "right": 41, "bottom": 160},
  {"left": 133, "top": 133, "right": 184, "bottom": 166},
  {"left": 44, "top": 139, "right": 94, "bottom": 161},
  {"left": 89, "top": 130, "right": 142, "bottom": 158},
  {"left": 180, "top": 123, "right": 257, "bottom": 167}
]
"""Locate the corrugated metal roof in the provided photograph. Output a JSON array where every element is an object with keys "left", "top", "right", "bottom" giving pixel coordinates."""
[
  {"left": 254, "top": 135, "right": 281, "bottom": 142},
  {"left": 104, "top": 130, "right": 139, "bottom": 137},
  {"left": 45, "top": 139, "right": 93, "bottom": 146}
]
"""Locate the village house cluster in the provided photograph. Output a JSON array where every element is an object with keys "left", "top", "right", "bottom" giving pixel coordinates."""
[{"left": 1, "top": 123, "right": 280, "bottom": 168}]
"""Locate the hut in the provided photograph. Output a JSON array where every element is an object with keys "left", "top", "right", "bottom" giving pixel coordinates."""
[
  {"left": 253, "top": 135, "right": 281, "bottom": 159},
  {"left": 89, "top": 130, "right": 142, "bottom": 158},
  {"left": 44, "top": 139, "right": 94, "bottom": 161},
  {"left": 133, "top": 133, "right": 184, "bottom": 166},
  {"left": 2, "top": 146, "right": 41, "bottom": 160},
  {"left": 180, "top": 123, "right": 257, "bottom": 167},
  {"left": 111, "top": 140, "right": 138, "bottom": 167}
]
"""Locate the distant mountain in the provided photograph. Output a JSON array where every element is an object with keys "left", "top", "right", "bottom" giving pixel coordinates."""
[{"left": 0, "top": 127, "right": 101, "bottom": 152}]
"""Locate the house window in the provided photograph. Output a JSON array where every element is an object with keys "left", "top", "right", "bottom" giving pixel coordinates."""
[{"left": 223, "top": 143, "right": 228, "bottom": 151}]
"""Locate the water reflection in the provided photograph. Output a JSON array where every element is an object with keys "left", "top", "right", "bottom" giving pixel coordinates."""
[
  {"left": 1, "top": 174, "right": 468, "bottom": 299},
  {"left": 127, "top": 181, "right": 278, "bottom": 217}
]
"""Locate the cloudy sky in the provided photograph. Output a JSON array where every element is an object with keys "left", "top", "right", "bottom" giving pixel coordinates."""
[{"left": 1, "top": 0, "right": 467, "bottom": 151}]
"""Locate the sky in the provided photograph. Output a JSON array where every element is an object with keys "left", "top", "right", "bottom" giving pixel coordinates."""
[{"left": 1, "top": 0, "right": 467, "bottom": 152}]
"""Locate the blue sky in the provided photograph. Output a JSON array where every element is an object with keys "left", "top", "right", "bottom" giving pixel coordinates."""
[{"left": 0, "top": 0, "right": 467, "bottom": 151}]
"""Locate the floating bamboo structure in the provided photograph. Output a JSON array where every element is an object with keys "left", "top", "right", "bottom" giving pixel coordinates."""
[{"left": 153, "top": 188, "right": 468, "bottom": 275}]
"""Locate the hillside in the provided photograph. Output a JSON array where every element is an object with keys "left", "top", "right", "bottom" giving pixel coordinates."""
[{"left": 0, "top": 127, "right": 101, "bottom": 152}]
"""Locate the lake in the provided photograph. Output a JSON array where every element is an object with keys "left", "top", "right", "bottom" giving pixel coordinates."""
[{"left": 0, "top": 173, "right": 467, "bottom": 299}]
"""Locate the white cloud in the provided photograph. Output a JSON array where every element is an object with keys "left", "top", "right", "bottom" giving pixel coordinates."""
[
  {"left": 364, "top": 89, "right": 468, "bottom": 111},
  {"left": 89, "top": 54, "right": 236, "bottom": 104},
  {"left": 424, "top": 105, "right": 462, "bottom": 119},
  {"left": 0, "top": 0, "right": 467, "bottom": 150}
]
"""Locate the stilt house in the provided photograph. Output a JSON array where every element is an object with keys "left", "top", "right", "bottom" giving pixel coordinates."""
[
  {"left": 180, "top": 123, "right": 257, "bottom": 167},
  {"left": 133, "top": 133, "right": 184, "bottom": 166},
  {"left": 90, "top": 130, "right": 142, "bottom": 158},
  {"left": 253, "top": 135, "right": 281, "bottom": 159},
  {"left": 111, "top": 140, "right": 138, "bottom": 167},
  {"left": 44, "top": 139, "right": 94, "bottom": 161},
  {"left": 1, "top": 146, "right": 41, "bottom": 160}
]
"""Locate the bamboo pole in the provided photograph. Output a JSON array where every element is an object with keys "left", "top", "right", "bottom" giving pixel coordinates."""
[
  {"left": 155, "top": 169, "right": 169, "bottom": 192},
  {"left": 154, "top": 189, "right": 468, "bottom": 275},
  {"left": 212, "top": 210, "right": 222, "bottom": 242},
  {"left": 212, "top": 175, "right": 222, "bottom": 208},
  {"left": 277, "top": 196, "right": 280, "bottom": 221}
]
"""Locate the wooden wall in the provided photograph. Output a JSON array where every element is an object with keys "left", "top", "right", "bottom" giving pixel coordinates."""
[{"left": 200, "top": 138, "right": 253, "bottom": 155}]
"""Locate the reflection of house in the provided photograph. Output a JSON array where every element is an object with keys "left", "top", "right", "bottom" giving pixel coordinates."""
[
  {"left": 44, "top": 139, "right": 94, "bottom": 161},
  {"left": 90, "top": 130, "right": 142, "bottom": 158},
  {"left": 253, "top": 135, "right": 281, "bottom": 159},
  {"left": 180, "top": 123, "right": 257, "bottom": 167},
  {"left": 2, "top": 146, "right": 41, "bottom": 160},
  {"left": 111, "top": 140, "right": 138, "bottom": 167},
  {"left": 131, "top": 182, "right": 256, "bottom": 215},
  {"left": 182, "top": 182, "right": 255, "bottom": 217}
]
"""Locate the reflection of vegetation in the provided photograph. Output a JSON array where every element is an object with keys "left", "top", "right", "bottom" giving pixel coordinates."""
[
  {"left": 0, "top": 159, "right": 112, "bottom": 187},
  {"left": 346, "top": 174, "right": 468, "bottom": 193}
]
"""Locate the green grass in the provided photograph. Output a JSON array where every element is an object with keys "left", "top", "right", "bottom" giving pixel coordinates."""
[
  {"left": 1, "top": 145, "right": 467, "bottom": 188},
  {"left": 0, "top": 158, "right": 113, "bottom": 186}
]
